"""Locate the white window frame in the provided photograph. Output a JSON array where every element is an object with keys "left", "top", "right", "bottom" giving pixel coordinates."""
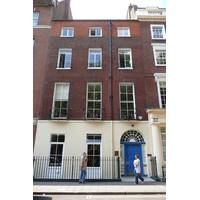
[
  {"left": 86, "top": 83, "right": 102, "bottom": 120},
  {"left": 89, "top": 27, "right": 102, "bottom": 37},
  {"left": 117, "top": 27, "right": 130, "bottom": 37},
  {"left": 150, "top": 24, "right": 166, "bottom": 40},
  {"left": 57, "top": 49, "right": 72, "bottom": 69},
  {"left": 118, "top": 48, "right": 133, "bottom": 69},
  {"left": 119, "top": 83, "right": 136, "bottom": 120},
  {"left": 88, "top": 48, "right": 102, "bottom": 69},
  {"left": 51, "top": 83, "right": 70, "bottom": 119},
  {"left": 60, "top": 27, "right": 74, "bottom": 37},
  {"left": 86, "top": 134, "right": 102, "bottom": 179},
  {"left": 33, "top": 12, "right": 39, "bottom": 26},
  {"left": 154, "top": 73, "right": 166, "bottom": 108},
  {"left": 160, "top": 127, "right": 166, "bottom": 163},
  {"left": 151, "top": 43, "right": 166, "bottom": 66}
]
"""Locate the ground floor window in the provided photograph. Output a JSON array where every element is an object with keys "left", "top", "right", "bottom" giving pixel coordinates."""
[
  {"left": 87, "top": 135, "right": 101, "bottom": 167},
  {"left": 49, "top": 134, "right": 65, "bottom": 166},
  {"left": 160, "top": 127, "right": 166, "bottom": 162}
]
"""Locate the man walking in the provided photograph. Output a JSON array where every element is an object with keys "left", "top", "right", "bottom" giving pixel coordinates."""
[
  {"left": 79, "top": 152, "right": 88, "bottom": 184},
  {"left": 133, "top": 154, "right": 144, "bottom": 184}
]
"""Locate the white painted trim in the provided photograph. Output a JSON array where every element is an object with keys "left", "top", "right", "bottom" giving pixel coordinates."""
[
  {"left": 89, "top": 27, "right": 102, "bottom": 37},
  {"left": 150, "top": 24, "right": 166, "bottom": 40},
  {"left": 60, "top": 27, "right": 74, "bottom": 37},
  {"left": 151, "top": 44, "right": 166, "bottom": 67},
  {"left": 117, "top": 27, "right": 131, "bottom": 37},
  {"left": 33, "top": 25, "right": 51, "bottom": 29},
  {"left": 57, "top": 48, "right": 72, "bottom": 69},
  {"left": 118, "top": 48, "right": 133, "bottom": 69},
  {"left": 88, "top": 48, "right": 102, "bottom": 69}
]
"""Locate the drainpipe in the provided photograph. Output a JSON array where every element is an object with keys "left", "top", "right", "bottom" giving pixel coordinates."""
[{"left": 108, "top": 22, "right": 113, "bottom": 120}]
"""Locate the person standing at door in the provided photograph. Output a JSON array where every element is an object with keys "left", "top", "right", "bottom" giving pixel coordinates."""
[
  {"left": 79, "top": 152, "right": 88, "bottom": 184},
  {"left": 133, "top": 154, "right": 144, "bottom": 184}
]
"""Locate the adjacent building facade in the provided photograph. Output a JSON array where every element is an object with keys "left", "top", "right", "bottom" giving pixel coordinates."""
[
  {"left": 33, "top": 0, "right": 72, "bottom": 149},
  {"left": 33, "top": 2, "right": 166, "bottom": 179}
]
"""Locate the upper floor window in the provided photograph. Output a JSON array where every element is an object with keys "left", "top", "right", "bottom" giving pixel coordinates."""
[
  {"left": 89, "top": 28, "right": 102, "bottom": 37},
  {"left": 151, "top": 43, "right": 166, "bottom": 66},
  {"left": 86, "top": 83, "right": 102, "bottom": 119},
  {"left": 150, "top": 24, "right": 166, "bottom": 39},
  {"left": 118, "top": 49, "right": 132, "bottom": 69},
  {"left": 88, "top": 49, "right": 102, "bottom": 69},
  {"left": 61, "top": 27, "right": 74, "bottom": 37},
  {"left": 154, "top": 73, "right": 166, "bottom": 108},
  {"left": 117, "top": 27, "right": 130, "bottom": 37},
  {"left": 57, "top": 49, "right": 72, "bottom": 69},
  {"left": 119, "top": 84, "right": 136, "bottom": 120},
  {"left": 33, "top": 12, "right": 39, "bottom": 26},
  {"left": 52, "top": 83, "right": 69, "bottom": 119}
]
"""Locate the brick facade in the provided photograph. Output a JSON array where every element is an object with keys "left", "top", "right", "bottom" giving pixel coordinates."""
[{"left": 39, "top": 20, "right": 148, "bottom": 121}]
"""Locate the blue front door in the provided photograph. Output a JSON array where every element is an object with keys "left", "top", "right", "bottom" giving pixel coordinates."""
[{"left": 124, "top": 143, "right": 144, "bottom": 176}]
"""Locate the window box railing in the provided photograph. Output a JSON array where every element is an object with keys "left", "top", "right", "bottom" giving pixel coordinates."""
[
  {"left": 84, "top": 109, "right": 104, "bottom": 120},
  {"left": 50, "top": 108, "right": 68, "bottom": 120}
]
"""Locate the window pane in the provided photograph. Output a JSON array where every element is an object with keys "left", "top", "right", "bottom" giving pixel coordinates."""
[
  {"left": 121, "top": 94, "right": 126, "bottom": 101},
  {"left": 88, "top": 145, "right": 93, "bottom": 155},
  {"left": 58, "top": 135, "right": 65, "bottom": 142},
  {"left": 59, "top": 54, "right": 65, "bottom": 68},
  {"left": 95, "top": 135, "right": 101, "bottom": 142},
  {"left": 88, "top": 102, "right": 94, "bottom": 109},
  {"left": 50, "top": 144, "right": 57, "bottom": 155},
  {"left": 128, "top": 103, "right": 134, "bottom": 110},
  {"left": 128, "top": 94, "right": 133, "bottom": 101},
  {"left": 121, "top": 103, "right": 127, "bottom": 110},
  {"left": 94, "top": 110, "right": 100, "bottom": 118},
  {"left": 87, "top": 135, "right": 94, "bottom": 142},
  {"left": 96, "top": 29, "right": 101, "bottom": 36},
  {"left": 93, "top": 156, "right": 100, "bottom": 167},
  {"left": 124, "top": 29, "right": 129, "bottom": 36},
  {"left": 95, "top": 93, "right": 100, "bottom": 100},
  {"left": 88, "top": 85, "right": 94, "bottom": 92},
  {"left": 87, "top": 110, "right": 93, "bottom": 118},
  {"left": 91, "top": 29, "right": 95, "bottom": 35},
  {"left": 120, "top": 86, "right": 126, "bottom": 93},
  {"left": 94, "top": 145, "right": 100, "bottom": 155},
  {"left": 88, "top": 93, "right": 94, "bottom": 100},
  {"left": 68, "top": 29, "right": 73, "bottom": 36},
  {"left": 95, "top": 85, "right": 101, "bottom": 92},
  {"left": 51, "top": 135, "right": 57, "bottom": 142},
  {"left": 118, "top": 29, "right": 123, "bottom": 36},
  {"left": 62, "top": 29, "right": 67, "bottom": 36},
  {"left": 127, "top": 86, "right": 132, "bottom": 93},
  {"left": 95, "top": 102, "right": 100, "bottom": 109}
]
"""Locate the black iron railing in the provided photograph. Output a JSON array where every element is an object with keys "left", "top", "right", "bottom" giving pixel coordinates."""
[
  {"left": 49, "top": 108, "right": 68, "bottom": 120},
  {"left": 83, "top": 109, "right": 104, "bottom": 120},
  {"left": 162, "top": 165, "right": 166, "bottom": 178},
  {"left": 33, "top": 156, "right": 120, "bottom": 180}
]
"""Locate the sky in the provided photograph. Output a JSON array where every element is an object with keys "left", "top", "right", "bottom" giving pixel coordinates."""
[{"left": 68, "top": 0, "right": 166, "bottom": 19}]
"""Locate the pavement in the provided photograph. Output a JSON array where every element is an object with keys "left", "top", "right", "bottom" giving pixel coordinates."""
[{"left": 33, "top": 177, "right": 166, "bottom": 195}]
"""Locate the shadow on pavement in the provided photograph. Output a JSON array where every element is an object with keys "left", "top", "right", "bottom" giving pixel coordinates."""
[{"left": 33, "top": 197, "right": 52, "bottom": 200}]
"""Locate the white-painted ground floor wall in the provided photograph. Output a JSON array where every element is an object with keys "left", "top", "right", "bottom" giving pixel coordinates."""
[{"left": 34, "top": 109, "right": 166, "bottom": 178}]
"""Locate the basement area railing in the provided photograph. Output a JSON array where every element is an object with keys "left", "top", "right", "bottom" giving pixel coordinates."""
[{"left": 33, "top": 156, "right": 121, "bottom": 181}]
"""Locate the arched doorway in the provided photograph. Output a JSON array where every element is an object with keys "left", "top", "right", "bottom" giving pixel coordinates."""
[{"left": 120, "top": 130, "right": 145, "bottom": 177}]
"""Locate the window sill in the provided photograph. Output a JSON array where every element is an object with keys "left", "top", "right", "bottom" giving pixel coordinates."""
[
  {"left": 87, "top": 67, "right": 102, "bottom": 70},
  {"left": 56, "top": 68, "right": 71, "bottom": 70},
  {"left": 118, "top": 67, "right": 133, "bottom": 70},
  {"left": 155, "top": 65, "right": 166, "bottom": 67},
  {"left": 89, "top": 36, "right": 102, "bottom": 37},
  {"left": 152, "top": 38, "right": 166, "bottom": 40},
  {"left": 60, "top": 36, "right": 74, "bottom": 38},
  {"left": 117, "top": 36, "right": 131, "bottom": 37}
]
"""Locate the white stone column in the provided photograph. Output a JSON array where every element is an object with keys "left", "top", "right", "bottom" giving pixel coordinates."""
[{"left": 151, "top": 124, "right": 162, "bottom": 177}]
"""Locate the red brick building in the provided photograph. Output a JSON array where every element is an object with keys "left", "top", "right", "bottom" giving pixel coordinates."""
[
  {"left": 33, "top": 0, "right": 72, "bottom": 149},
  {"left": 33, "top": 4, "right": 166, "bottom": 180}
]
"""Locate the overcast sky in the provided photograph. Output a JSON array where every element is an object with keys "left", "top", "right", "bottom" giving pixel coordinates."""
[{"left": 68, "top": 0, "right": 166, "bottom": 19}]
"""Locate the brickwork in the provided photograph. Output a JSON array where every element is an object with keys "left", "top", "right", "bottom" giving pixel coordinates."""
[
  {"left": 40, "top": 20, "right": 148, "bottom": 120},
  {"left": 140, "top": 21, "right": 166, "bottom": 108}
]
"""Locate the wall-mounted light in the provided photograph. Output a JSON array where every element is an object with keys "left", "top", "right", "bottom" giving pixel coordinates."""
[
  {"left": 138, "top": 116, "right": 143, "bottom": 120},
  {"left": 131, "top": 124, "right": 134, "bottom": 127}
]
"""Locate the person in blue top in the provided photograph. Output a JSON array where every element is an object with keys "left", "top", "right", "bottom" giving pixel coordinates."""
[{"left": 133, "top": 154, "right": 144, "bottom": 184}]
